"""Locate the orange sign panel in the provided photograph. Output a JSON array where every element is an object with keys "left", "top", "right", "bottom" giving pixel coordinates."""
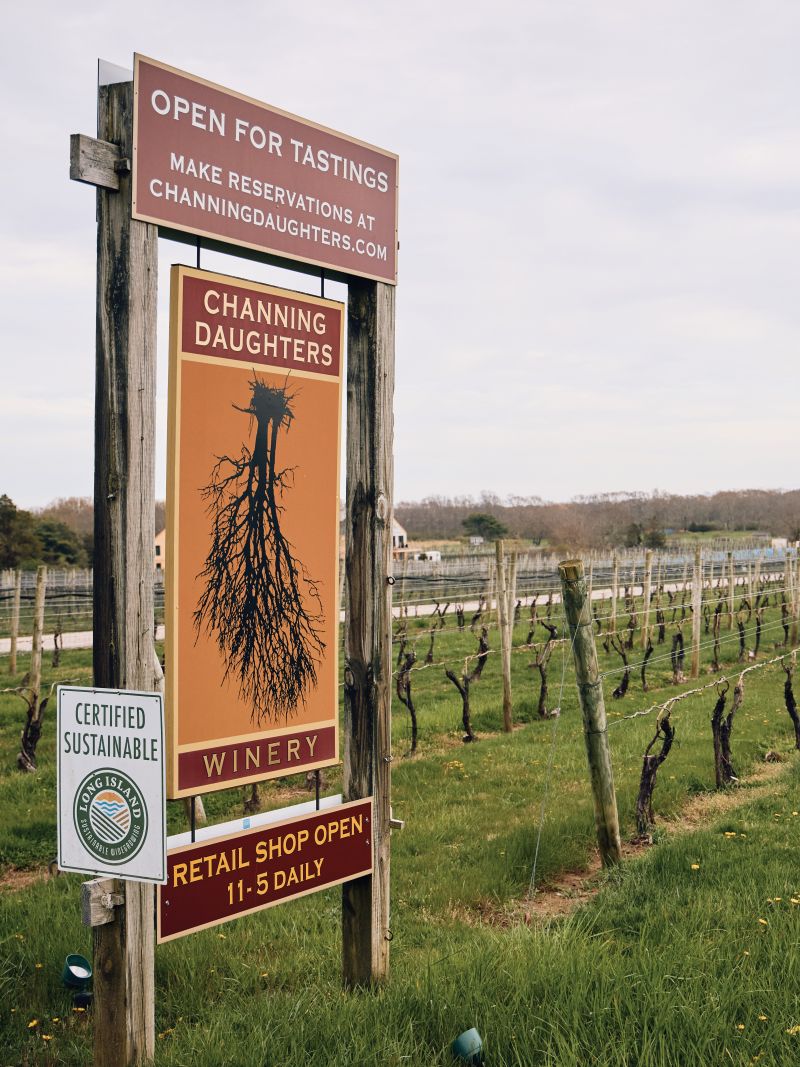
[{"left": 166, "top": 265, "right": 343, "bottom": 798}]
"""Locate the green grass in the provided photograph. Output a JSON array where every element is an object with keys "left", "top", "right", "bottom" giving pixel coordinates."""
[{"left": 1, "top": 593, "right": 799, "bottom": 1064}]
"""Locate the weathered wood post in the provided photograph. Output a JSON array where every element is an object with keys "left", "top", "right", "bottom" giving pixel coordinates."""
[
  {"left": 508, "top": 550, "right": 518, "bottom": 631},
  {"left": 587, "top": 560, "right": 594, "bottom": 606},
  {"left": 495, "top": 539, "right": 513, "bottom": 732},
  {"left": 558, "top": 559, "right": 622, "bottom": 867},
  {"left": 610, "top": 554, "right": 619, "bottom": 634},
  {"left": 8, "top": 569, "right": 21, "bottom": 674},
  {"left": 342, "top": 277, "right": 395, "bottom": 987},
  {"left": 792, "top": 551, "right": 800, "bottom": 647},
  {"left": 727, "top": 551, "right": 735, "bottom": 629},
  {"left": 30, "top": 566, "right": 47, "bottom": 697},
  {"left": 691, "top": 544, "right": 702, "bottom": 678},
  {"left": 16, "top": 566, "right": 48, "bottom": 772},
  {"left": 90, "top": 77, "right": 158, "bottom": 1066},
  {"left": 641, "top": 549, "right": 653, "bottom": 650}
]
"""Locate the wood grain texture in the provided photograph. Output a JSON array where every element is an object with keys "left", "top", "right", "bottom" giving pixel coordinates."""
[
  {"left": 691, "top": 545, "right": 702, "bottom": 678},
  {"left": 70, "top": 133, "right": 121, "bottom": 190},
  {"left": 82, "top": 878, "right": 122, "bottom": 927},
  {"left": 92, "top": 80, "right": 158, "bottom": 1067},
  {"left": 8, "top": 569, "right": 20, "bottom": 674},
  {"left": 29, "top": 566, "right": 47, "bottom": 700},
  {"left": 342, "top": 278, "right": 395, "bottom": 987},
  {"left": 641, "top": 549, "right": 653, "bottom": 650},
  {"left": 558, "top": 559, "right": 622, "bottom": 867},
  {"left": 727, "top": 551, "right": 735, "bottom": 629},
  {"left": 495, "top": 540, "right": 512, "bottom": 732}
]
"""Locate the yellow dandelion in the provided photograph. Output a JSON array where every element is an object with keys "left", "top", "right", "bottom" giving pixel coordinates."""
[
  {"left": 73, "top": 1007, "right": 86, "bottom": 1014},
  {"left": 758, "top": 1014, "right": 768, "bottom": 1021},
  {"left": 737, "top": 1023, "right": 745, "bottom": 1031},
  {"left": 34, "top": 962, "right": 43, "bottom": 969},
  {"left": 743, "top": 950, "right": 750, "bottom": 956},
  {"left": 217, "top": 933, "right": 226, "bottom": 939},
  {"left": 792, "top": 812, "right": 798, "bottom": 817},
  {"left": 51, "top": 1017, "right": 59, "bottom": 1023},
  {"left": 724, "top": 831, "right": 737, "bottom": 838},
  {"left": 691, "top": 863, "right": 700, "bottom": 870},
  {"left": 758, "top": 918, "right": 768, "bottom": 926},
  {"left": 41, "top": 1035, "right": 52, "bottom": 1042},
  {"left": 775, "top": 897, "right": 782, "bottom": 902},
  {"left": 28, "top": 1019, "right": 38, "bottom": 1029},
  {"left": 786, "top": 1025, "right": 800, "bottom": 1035},
  {"left": 791, "top": 898, "right": 800, "bottom": 905}
]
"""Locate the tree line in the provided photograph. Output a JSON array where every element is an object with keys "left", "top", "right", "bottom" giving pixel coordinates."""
[
  {"left": 0, "top": 494, "right": 167, "bottom": 569},
  {"left": 396, "top": 488, "right": 800, "bottom": 549}
]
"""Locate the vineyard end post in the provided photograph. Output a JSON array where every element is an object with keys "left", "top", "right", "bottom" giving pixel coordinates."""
[{"left": 559, "top": 559, "right": 622, "bottom": 867}]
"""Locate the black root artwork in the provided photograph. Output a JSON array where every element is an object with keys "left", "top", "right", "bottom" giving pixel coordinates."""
[
  {"left": 635, "top": 710, "right": 675, "bottom": 835},
  {"left": 194, "top": 375, "right": 324, "bottom": 724}
]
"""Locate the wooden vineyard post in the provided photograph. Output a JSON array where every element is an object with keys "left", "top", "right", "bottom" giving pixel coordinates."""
[
  {"left": 792, "top": 551, "right": 800, "bottom": 648},
  {"left": 30, "top": 567, "right": 47, "bottom": 696},
  {"left": 495, "top": 539, "right": 513, "bottom": 732},
  {"left": 691, "top": 545, "right": 702, "bottom": 678},
  {"left": 611, "top": 555, "right": 619, "bottom": 634},
  {"left": 90, "top": 78, "right": 158, "bottom": 1067},
  {"left": 558, "top": 559, "right": 622, "bottom": 867},
  {"left": 587, "top": 560, "right": 594, "bottom": 605},
  {"left": 727, "top": 551, "right": 735, "bottom": 629},
  {"left": 342, "top": 277, "right": 395, "bottom": 987},
  {"left": 8, "top": 568, "right": 21, "bottom": 674},
  {"left": 641, "top": 549, "right": 653, "bottom": 650}
]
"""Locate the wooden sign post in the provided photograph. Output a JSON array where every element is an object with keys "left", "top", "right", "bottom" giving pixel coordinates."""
[
  {"left": 342, "top": 278, "right": 395, "bottom": 986},
  {"left": 75, "top": 77, "right": 159, "bottom": 1066}
]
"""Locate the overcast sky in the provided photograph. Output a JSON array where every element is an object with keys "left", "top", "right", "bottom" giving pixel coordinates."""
[{"left": 2, "top": 1, "right": 799, "bottom": 509}]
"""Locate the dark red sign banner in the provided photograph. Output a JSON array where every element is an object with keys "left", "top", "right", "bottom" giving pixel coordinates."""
[
  {"left": 133, "top": 55, "right": 398, "bottom": 283},
  {"left": 157, "top": 798, "right": 372, "bottom": 941}
]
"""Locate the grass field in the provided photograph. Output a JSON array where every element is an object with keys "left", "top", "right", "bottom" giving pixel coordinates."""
[{"left": 1, "top": 590, "right": 799, "bottom": 1065}]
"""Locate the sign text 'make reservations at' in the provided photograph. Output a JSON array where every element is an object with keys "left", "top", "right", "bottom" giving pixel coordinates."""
[{"left": 133, "top": 55, "right": 398, "bottom": 284}]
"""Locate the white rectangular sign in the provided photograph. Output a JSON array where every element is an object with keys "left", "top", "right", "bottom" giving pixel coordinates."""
[{"left": 57, "top": 686, "right": 167, "bottom": 884}]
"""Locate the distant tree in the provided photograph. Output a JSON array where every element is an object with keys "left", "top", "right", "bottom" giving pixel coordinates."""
[
  {"left": 0, "top": 495, "right": 42, "bottom": 568},
  {"left": 623, "top": 522, "right": 644, "bottom": 548},
  {"left": 36, "top": 497, "right": 94, "bottom": 538},
  {"left": 36, "top": 519, "right": 88, "bottom": 566},
  {"left": 643, "top": 528, "right": 666, "bottom": 549},
  {"left": 462, "top": 513, "right": 508, "bottom": 541}
]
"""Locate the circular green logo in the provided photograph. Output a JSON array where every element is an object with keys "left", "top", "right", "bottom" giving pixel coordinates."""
[{"left": 73, "top": 769, "right": 148, "bottom": 866}]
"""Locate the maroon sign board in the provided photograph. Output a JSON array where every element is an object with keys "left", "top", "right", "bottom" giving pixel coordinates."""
[
  {"left": 157, "top": 798, "right": 372, "bottom": 941},
  {"left": 133, "top": 55, "right": 398, "bottom": 283}
]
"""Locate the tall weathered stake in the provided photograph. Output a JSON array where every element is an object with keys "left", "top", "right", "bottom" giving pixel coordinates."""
[
  {"left": 641, "top": 549, "right": 653, "bottom": 650},
  {"left": 495, "top": 539, "right": 513, "bottom": 732},
  {"left": 342, "top": 277, "right": 395, "bottom": 986},
  {"left": 691, "top": 544, "right": 702, "bottom": 678},
  {"left": 91, "top": 78, "right": 158, "bottom": 1066},
  {"left": 8, "top": 569, "right": 21, "bottom": 675},
  {"left": 559, "top": 559, "right": 622, "bottom": 867}
]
